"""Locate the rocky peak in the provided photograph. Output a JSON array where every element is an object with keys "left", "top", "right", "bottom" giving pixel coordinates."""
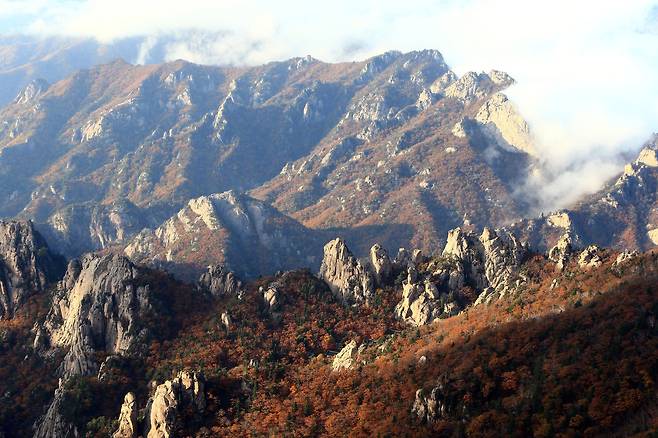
[
  {"left": 125, "top": 191, "right": 320, "bottom": 279},
  {"left": 37, "top": 199, "right": 148, "bottom": 258},
  {"left": 319, "top": 238, "right": 374, "bottom": 305},
  {"left": 444, "top": 70, "right": 514, "bottom": 104},
  {"left": 0, "top": 220, "right": 61, "bottom": 319},
  {"left": 40, "top": 254, "right": 155, "bottom": 378}
]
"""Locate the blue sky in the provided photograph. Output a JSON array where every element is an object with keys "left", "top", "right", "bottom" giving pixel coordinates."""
[{"left": 1, "top": 0, "right": 657, "bottom": 209}]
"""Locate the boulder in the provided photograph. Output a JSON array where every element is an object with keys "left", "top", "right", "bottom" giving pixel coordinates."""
[{"left": 332, "top": 339, "right": 360, "bottom": 371}]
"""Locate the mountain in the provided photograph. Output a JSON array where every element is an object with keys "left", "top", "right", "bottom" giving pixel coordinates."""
[
  {"left": 512, "top": 134, "right": 658, "bottom": 252},
  {"left": 0, "top": 50, "right": 537, "bottom": 272},
  {"left": 124, "top": 191, "right": 324, "bottom": 279}
]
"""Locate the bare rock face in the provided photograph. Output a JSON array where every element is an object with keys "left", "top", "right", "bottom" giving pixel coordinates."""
[
  {"left": 578, "top": 245, "right": 603, "bottom": 269},
  {"left": 369, "top": 243, "right": 392, "bottom": 286},
  {"left": 443, "top": 227, "right": 526, "bottom": 302},
  {"left": 319, "top": 238, "right": 374, "bottom": 305},
  {"left": 145, "top": 371, "right": 206, "bottom": 438},
  {"left": 332, "top": 339, "right": 360, "bottom": 371},
  {"left": 395, "top": 268, "right": 455, "bottom": 326},
  {"left": 197, "top": 264, "right": 242, "bottom": 297},
  {"left": 548, "top": 233, "right": 575, "bottom": 271},
  {"left": 113, "top": 392, "right": 138, "bottom": 438},
  {"left": 0, "top": 220, "right": 61, "bottom": 319},
  {"left": 614, "top": 250, "right": 639, "bottom": 267},
  {"left": 395, "top": 227, "right": 526, "bottom": 326},
  {"left": 474, "top": 93, "right": 535, "bottom": 156},
  {"left": 33, "top": 382, "right": 77, "bottom": 438},
  {"left": 40, "top": 254, "right": 154, "bottom": 378}
]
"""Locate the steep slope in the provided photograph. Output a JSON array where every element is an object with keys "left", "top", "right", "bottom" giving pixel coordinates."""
[
  {"left": 0, "top": 220, "right": 63, "bottom": 319},
  {"left": 0, "top": 50, "right": 536, "bottom": 264},
  {"left": 251, "top": 68, "right": 535, "bottom": 254},
  {"left": 124, "top": 191, "right": 324, "bottom": 279}
]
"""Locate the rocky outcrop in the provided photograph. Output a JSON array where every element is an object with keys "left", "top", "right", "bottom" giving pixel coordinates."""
[
  {"left": 614, "top": 250, "right": 639, "bottom": 267},
  {"left": 443, "top": 227, "right": 526, "bottom": 303},
  {"left": 395, "top": 266, "right": 461, "bottom": 326},
  {"left": 444, "top": 70, "right": 514, "bottom": 104},
  {"left": 0, "top": 220, "right": 61, "bottom": 319},
  {"left": 197, "top": 265, "right": 242, "bottom": 297},
  {"left": 145, "top": 371, "right": 206, "bottom": 438},
  {"left": 319, "top": 238, "right": 374, "bottom": 305},
  {"left": 332, "top": 339, "right": 360, "bottom": 371},
  {"left": 548, "top": 233, "right": 575, "bottom": 271},
  {"left": 474, "top": 93, "right": 535, "bottom": 156},
  {"left": 369, "top": 244, "right": 392, "bottom": 286},
  {"left": 395, "top": 227, "right": 526, "bottom": 326},
  {"left": 40, "top": 254, "right": 155, "bottom": 377},
  {"left": 412, "top": 385, "right": 450, "bottom": 424},
  {"left": 14, "top": 79, "right": 49, "bottom": 105},
  {"left": 113, "top": 392, "right": 138, "bottom": 438},
  {"left": 578, "top": 245, "right": 603, "bottom": 269},
  {"left": 261, "top": 283, "right": 280, "bottom": 312}
]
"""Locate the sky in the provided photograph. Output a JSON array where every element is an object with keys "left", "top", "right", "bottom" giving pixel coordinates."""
[{"left": 0, "top": 0, "right": 657, "bottom": 211}]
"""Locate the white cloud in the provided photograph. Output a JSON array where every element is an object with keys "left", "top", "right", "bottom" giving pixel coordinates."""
[{"left": 2, "top": 0, "right": 658, "bottom": 212}]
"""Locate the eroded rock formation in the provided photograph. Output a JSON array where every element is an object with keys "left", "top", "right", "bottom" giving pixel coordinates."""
[
  {"left": 319, "top": 238, "right": 374, "bottom": 305},
  {"left": 40, "top": 254, "right": 155, "bottom": 377},
  {"left": 0, "top": 220, "right": 61, "bottom": 319},
  {"left": 145, "top": 371, "right": 206, "bottom": 438}
]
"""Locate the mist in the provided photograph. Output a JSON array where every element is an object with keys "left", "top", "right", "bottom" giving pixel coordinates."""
[{"left": 1, "top": 0, "right": 657, "bottom": 213}]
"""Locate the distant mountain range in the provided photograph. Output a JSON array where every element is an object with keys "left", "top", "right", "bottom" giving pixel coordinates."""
[{"left": 0, "top": 45, "right": 655, "bottom": 277}]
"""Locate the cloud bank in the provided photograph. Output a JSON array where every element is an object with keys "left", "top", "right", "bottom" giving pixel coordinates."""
[{"left": 1, "top": 0, "right": 657, "bottom": 212}]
